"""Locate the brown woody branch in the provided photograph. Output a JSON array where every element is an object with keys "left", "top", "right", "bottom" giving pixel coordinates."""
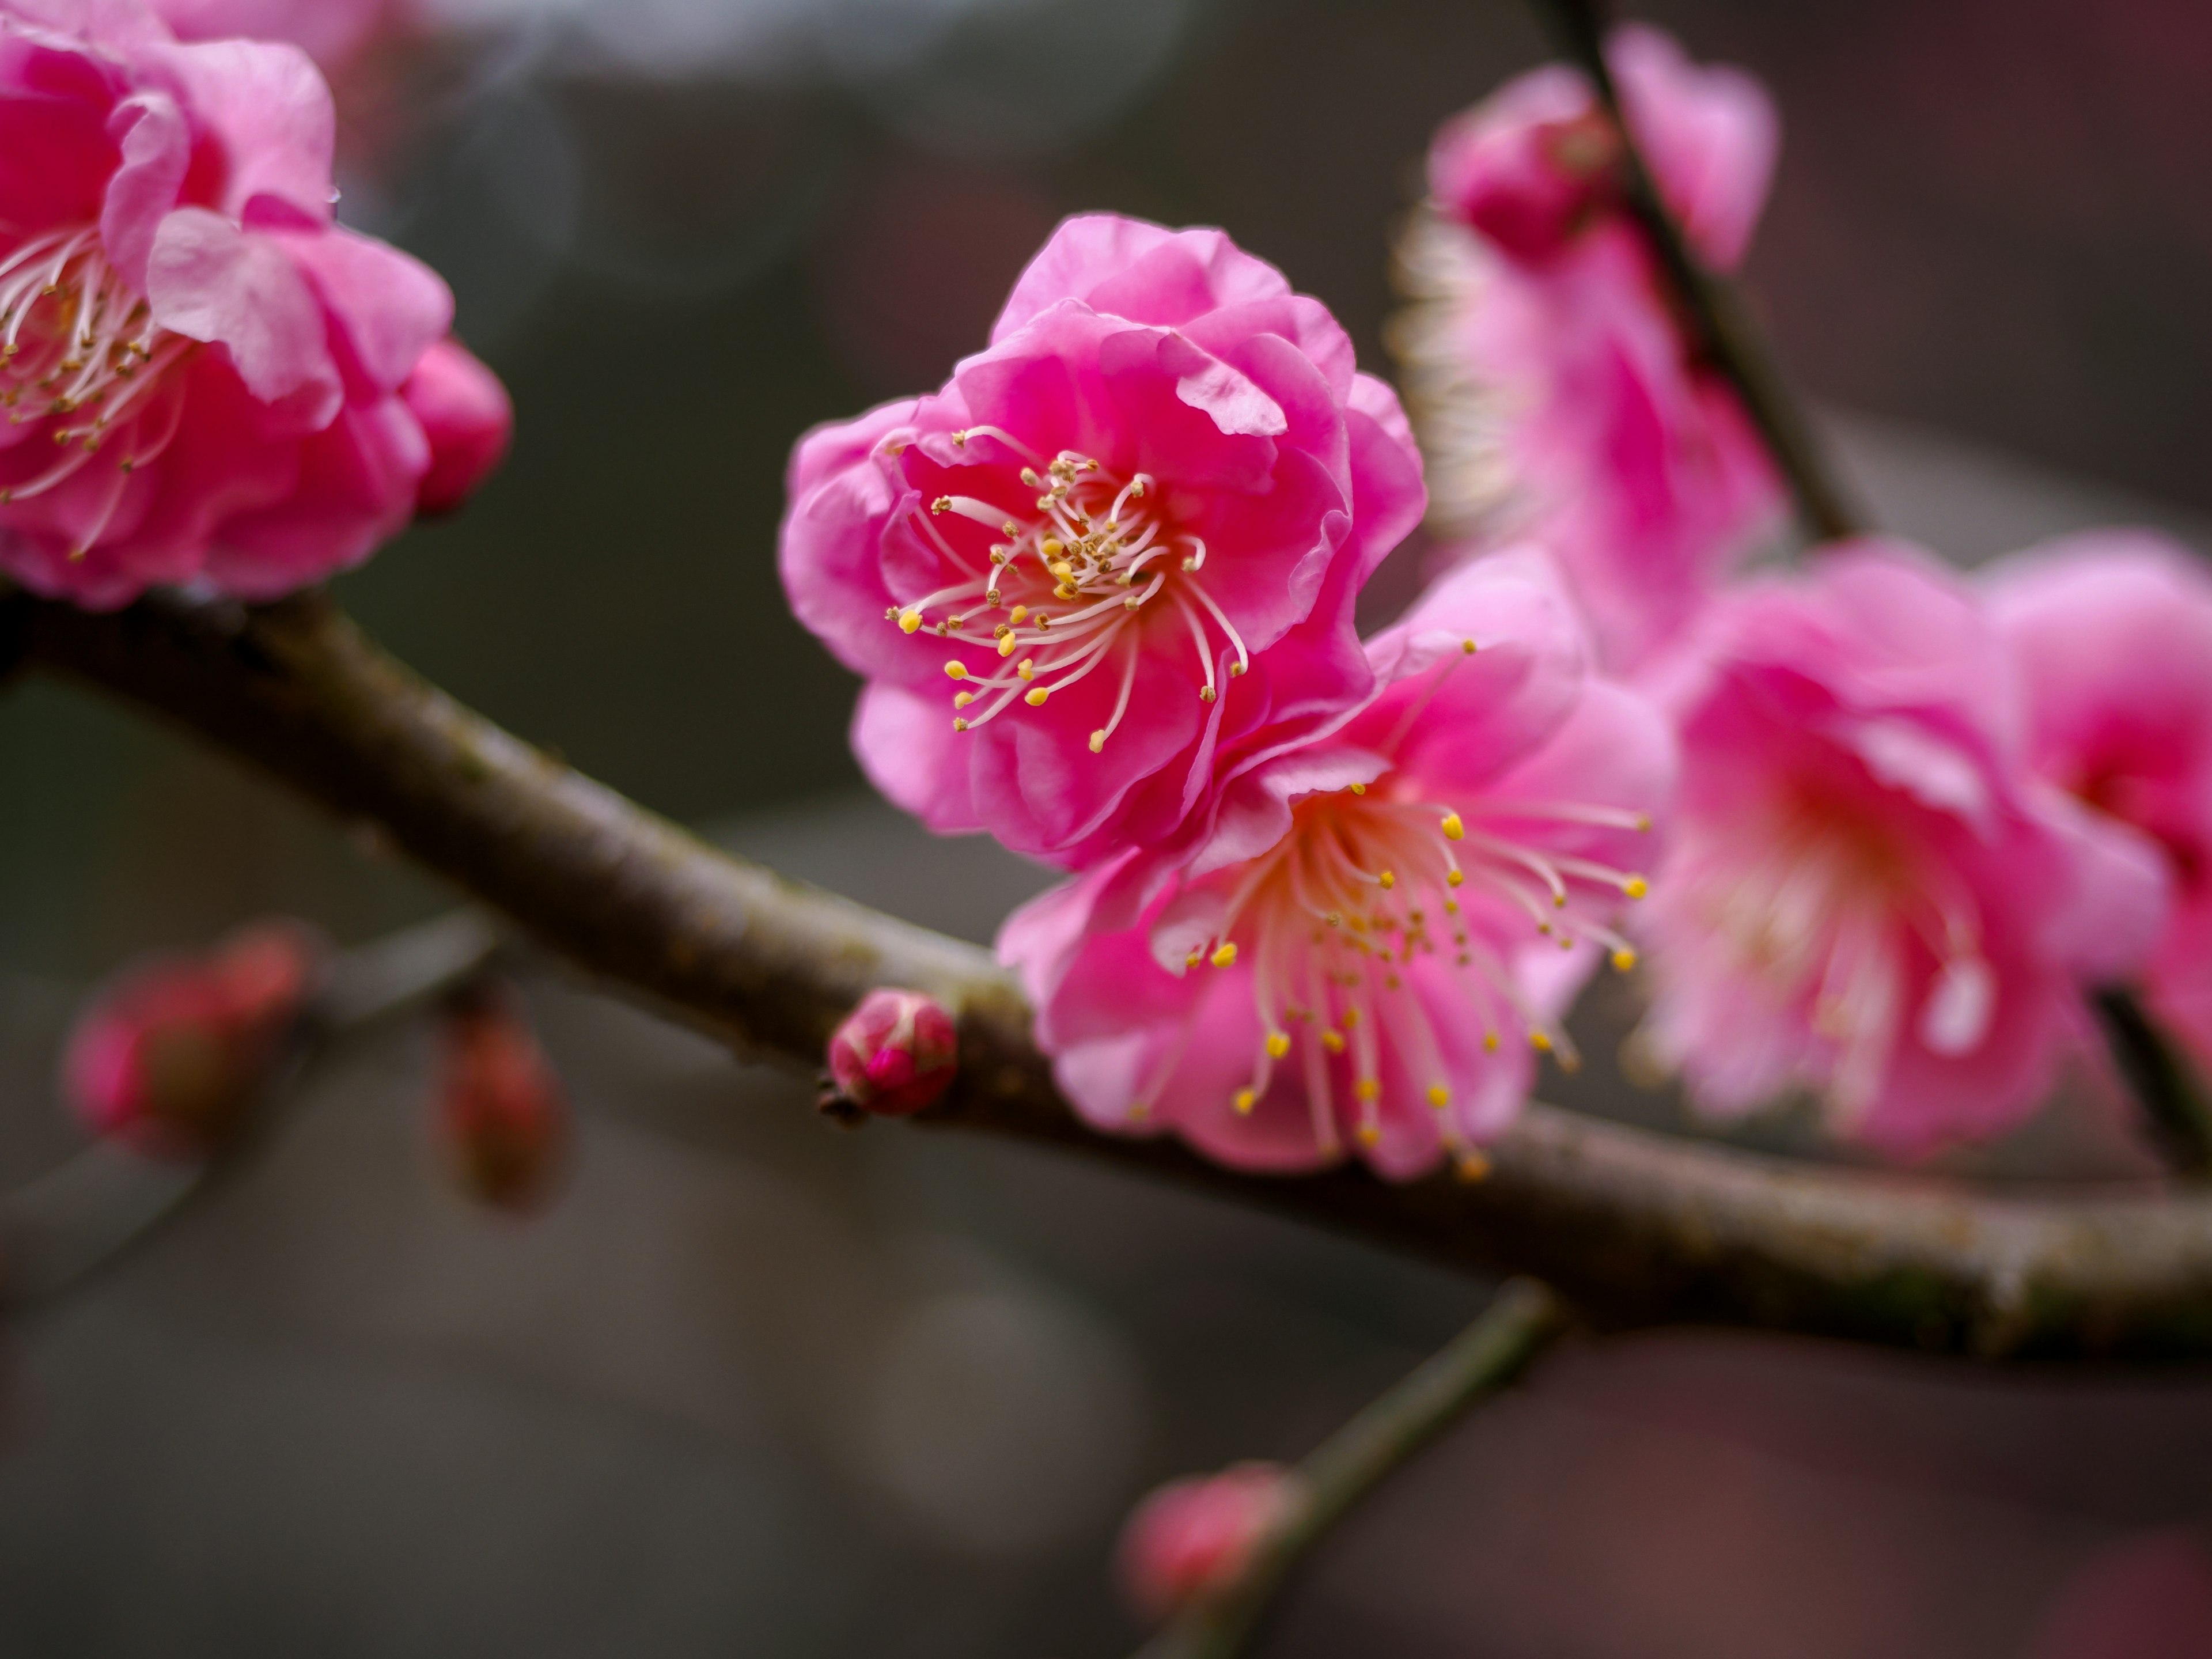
[{"left": 12, "top": 589, "right": 2212, "bottom": 1358}]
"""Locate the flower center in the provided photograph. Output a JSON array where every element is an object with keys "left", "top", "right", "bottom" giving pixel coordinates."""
[
  {"left": 884, "top": 430, "right": 1247, "bottom": 753},
  {"left": 1689, "top": 793, "right": 1993, "bottom": 1114},
  {"left": 1162, "top": 778, "right": 1650, "bottom": 1169},
  {"left": 0, "top": 225, "right": 193, "bottom": 554}
]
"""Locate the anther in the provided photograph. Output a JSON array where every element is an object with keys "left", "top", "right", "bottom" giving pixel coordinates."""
[
  {"left": 953, "top": 692, "right": 975, "bottom": 708},
  {"left": 1266, "top": 1032, "right": 1290, "bottom": 1060},
  {"left": 1088, "top": 730, "right": 1105, "bottom": 753},
  {"left": 1455, "top": 1149, "right": 1491, "bottom": 1183},
  {"left": 1233, "top": 1089, "right": 1257, "bottom": 1115},
  {"left": 1357, "top": 1123, "right": 1381, "bottom": 1147},
  {"left": 1024, "top": 687, "right": 1049, "bottom": 707},
  {"left": 1530, "top": 1031, "right": 1552, "bottom": 1052},
  {"left": 1462, "top": 638, "right": 1478, "bottom": 653},
  {"left": 1447, "top": 870, "right": 1464, "bottom": 888},
  {"left": 1441, "top": 812, "right": 1464, "bottom": 840},
  {"left": 1321, "top": 1030, "right": 1346, "bottom": 1054},
  {"left": 1008, "top": 605, "right": 1028, "bottom": 624},
  {"left": 1624, "top": 876, "right": 1649, "bottom": 899},
  {"left": 1017, "top": 659, "right": 1035, "bottom": 681},
  {"left": 1355, "top": 1078, "right": 1380, "bottom": 1104},
  {"left": 944, "top": 662, "right": 967, "bottom": 680},
  {"left": 1199, "top": 685, "right": 1217, "bottom": 703},
  {"left": 999, "top": 636, "right": 1017, "bottom": 657},
  {"left": 899, "top": 609, "right": 923, "bottom": 633},
  {"left": 1378, "top": 871, "right": 1396, "bottom": 890},
  {"left": 1611, "top": 948, "right": 1637, "bottom": 972},
  {"left": 1426, "top": 1085, "right": 1449, "bottom": 1109},
  {"left": 1211, "top": 943, "right": 1238, "bottom": 969},
  {"left": 953, "top": 717, "right": 969, "bottom": 732},
  {"left": 1483, "top": 1032, "right": 1499, "bottom": 1052}
]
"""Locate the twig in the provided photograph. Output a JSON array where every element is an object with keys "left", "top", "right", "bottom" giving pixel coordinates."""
[
  {"left": 2093, "top": 988, "right": 2212, "bottom": 1176},
  {"left": 1135, "top": 1279, "right": 1569, "bottom": 1659},
  {"left": 1528, "top": 0, "right": 1863, "bottom": 541},
  {"left": 0, "top": 910, "right": 502, "bottom": 1309},
  {"left": 19, "top": 589, "right": 2212, "bottom": 1355}
]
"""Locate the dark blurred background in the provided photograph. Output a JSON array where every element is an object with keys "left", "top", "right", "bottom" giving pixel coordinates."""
[{"left": 3, "top": 1, "right": 2212, "bottom": 1654}]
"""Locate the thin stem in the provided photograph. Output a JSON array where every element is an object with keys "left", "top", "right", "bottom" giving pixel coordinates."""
[
  {"left": 1528, "top": 0, "right": 1865, "bottom": 543},
  {"left": 2093, "top": 988, "right": 2212, "bottom": 1178},
  {"left": 0, "top": 910, "right": 502, "bottom": 1309},
  {"left": 1134, "top": 1279, "right": 1570, "bottom": 1659}
]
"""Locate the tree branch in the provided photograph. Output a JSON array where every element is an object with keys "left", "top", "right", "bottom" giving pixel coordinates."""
[
  {"left": 1135, "top": 1279, "right": 1569, "bottom": 1659},
  {"left": 14, "top": 588, "right": 2212, "bottom": 1355}
]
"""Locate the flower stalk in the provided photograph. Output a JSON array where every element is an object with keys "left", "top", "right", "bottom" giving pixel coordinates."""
[{"left": 1130, "top": 1279, "right": 1569, "bottom": 1659}]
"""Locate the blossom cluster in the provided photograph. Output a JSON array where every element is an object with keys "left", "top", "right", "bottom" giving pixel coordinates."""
[{"left": 785, "top": 26, "right": 2212, "bottom": 1171}]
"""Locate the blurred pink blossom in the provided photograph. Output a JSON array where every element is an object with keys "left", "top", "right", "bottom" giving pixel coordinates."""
[
  {"left": 1984, "top": 533, "right": 2212, "bottom": 1072},
  {"left": 146, "top": 0, "right": 408, "bottom": 75},
  {"left": 1117, "top": 1461, "right": 1302, "bottom": 1622},
  {"left": 1641, "top": 545, "right": 2169, "bottom": 1154},
  {"left": 0, "top": 1, "right": 504, "bottom": 607},
  {"left": 435, "top": 982, "right": 568, "bottom": 1214},
  {"left": 1396, "top": 24, "right": 1783, "bottom": 671},
  {"left": 64, "top": 919, "right": 321, "bottom": 1158},
  {"left": 780, "top": 213, "right": 1425, "bottom": 867},
  {"left": 826, "top": 987, "right": 957, "bottom": 1117},
  {"left": 1001, "top": 551, "right": 1670, "bottom": 1178}
]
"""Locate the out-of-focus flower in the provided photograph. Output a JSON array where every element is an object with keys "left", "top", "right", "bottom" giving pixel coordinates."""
[
  {"left": 147, "top": 0, "right": 411, "bottom": 76},
  {"left": 826, "top": 987, "right": 957, "bottom": 1116},
  {"left": 1117, "top": 1461, "right": 1302, "bottom": 1622},
  {"left": 63, "top": 919, "right": 323, "bottom": 1157},
  {"left": 1392, "top": 24, "right": 1782, "bottom": 671},
  {"left": 434, "top": 982, "right": 568, "bottom": 1213},
  {"left": 1984, "top": 533, "right": 2212, "bottom": 1071},
  {"left": 402, "top": 337, "right": 512, "bottom": 516},
  {"left": 0, "top": 2, "right": 506, "bottom": 608},
  {"left": 781, "top": 213, "right": 1425, "bottom": 867},
  {"left": 1001, "top": 552, "right": 1669, "bottom": 1178},
  {"left": 1641, "top": 545, "right": 2170, "bottom": 1154}
]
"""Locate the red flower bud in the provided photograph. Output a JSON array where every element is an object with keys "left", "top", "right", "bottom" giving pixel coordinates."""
[
  {"left": 826, "top": 988, "right": 957, "bottom": 1116},
  {"left": 402, "top": 338, "right": 513, "bottom": 517},
  {"left": 62, "top": 920, "right": 323, "bottom": 1159},
  {"left": 434, "top": 984, "right": 568, "bottom": 1213},
  {"left": 1116, "top": 1461, "right": 1303, "bottom": 1622}
]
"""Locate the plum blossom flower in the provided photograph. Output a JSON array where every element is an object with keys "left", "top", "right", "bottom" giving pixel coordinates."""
[
  {"left": 0, "top": 1, "right": 506, "bottom": 608},
  {"left": 1000, "top": 552, "right": 1670, "bottom": 1179},
  {"left": 1984, "top": 533, "right": 2212, "bottom": 1070},
  {"left": 434, "top": 980, "right": 568, "bottom": 1214},
  {"left": 402, "top": 335, "right": 511, "bottom": 516},
  {"left": 780, "top": 213, "right": 1425, "bottom": 866},
  {"left": 1640, "top": 544, "right": 2171, "bottom": 1154},
  {"left": 1392, "top": 24, "right": 1783, "bottom": 669}
]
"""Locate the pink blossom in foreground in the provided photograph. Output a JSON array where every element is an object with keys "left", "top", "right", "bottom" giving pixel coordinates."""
[
  {"left": 63, "top": 919, "right": 321, "bottom": 1157},
  {"left": 1395, "top": 24, "right": 1782, "bottom": 669},
  {"left": 826, "top": 987, "right": 957, "bottom": 1116},
  {"left": 0, "top": 2, "right": 506, "bottom": 607},
  {"left": 147, "top": 0, "right": 409, "bottom": 75},
  {"left": 781, "top": 213, "right": 1425, "bottom": 866},
  {"left": 403, "top": 336, "right": 511, "bottom": 516},
  {"left": 1001, "top": 552, "right": 1671, "bottom": 1178},
  {"left": 1984, "top": 533, "right": 2212, "bottom": 1071},
  {"left": 1641, "top": 546, "right": 2170, "bottom": 1154},
  {"left": 1118, "top": 1462, "right": 1302, "bottom": 1622},
  {"left": 435, "top": 982, "right": 567, "bottom": 1214}
]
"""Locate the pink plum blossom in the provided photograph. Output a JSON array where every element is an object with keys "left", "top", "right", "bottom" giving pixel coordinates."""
[
  {"left": 780, "top": 213, "right": 1426, "bottom": 867},
  {"left": 402, "top": 335, "right": 510, "bottom": 516},
  {"left": 0, "top": 1, "right": 506, "bottom": 608},
  {"left": 434, "top": 980, "right": 568, "bottom": 1214},
  {"left": 1984, "top": 533, "right": 2212, "bottom": 1071},
  {"left": 1640, "top": 544, "right": 2171, "bottom": 1154},
  {"left": 1395, "top": 24, "right": 1782, "bottom": 670},
  {"left": 1000, "top": 551, "right": 1671, "bottom": 1179}
]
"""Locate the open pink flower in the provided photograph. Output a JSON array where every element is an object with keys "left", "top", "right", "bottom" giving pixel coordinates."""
[
  {"left": 1394, "top": 24, "right": 1782, "bottom": 670},
  {"left": 0, "top": 1, "right": 505, "bottom": 608},
  {"left": 1641, "top": 545, "right": 2170, "bottom": 1154},
  {"left": 1001, "top": 551, "right": 1671, "bottom": 1178},
  {"left": 1984, "top": 533, "right": 2212, "bottom": 1070},
  {"left": 781, "top": 213, "right": 1425, "bottom": 866}
]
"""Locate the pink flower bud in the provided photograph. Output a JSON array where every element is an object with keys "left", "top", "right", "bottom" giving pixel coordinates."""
[
  {"left": 826, "top": 989, "right": 957, "bottom": 1116},
  {"left": 1117, "top": 1462, "right": 1302, "bottom": 1622},
  {"left": 63, "top": 921, "right": 323, "bottom": 1159},
  {"left": 434, "top": 986, "right": 569, "bottom": 1214},
  {"left": 402, "top": 338, "right": 514, "bottom": 517}
]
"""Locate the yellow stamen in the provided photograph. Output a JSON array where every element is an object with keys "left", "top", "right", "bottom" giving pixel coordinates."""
[
  {"left": 1378, "top": 870, "right": 1396, "bottom": 890},
  {"left": 945, "top": 661, "right": 967, "bottom": 680},
  {"left": 1233, "top": 1089, "right": 1256, "bottom": 1115},
  {"left": 1025, "top": 687, "right": 1050, "bottom": 707},
  {"left": 1611, "top": 948, "right": 1637, "bottom": 972},
  {"left": 953, "top": 692, "right": 975, "bottom": 708},
  {"left": 1088, "top": 730, "right": 1106, "bottom": 753},
  {"left": 899, "top": 609, "right": 923, "bottom": 634},
  {"left": 1624, "top": 876, "right": 1649, "bottom": 899},
  {"left": 1018, "top": 658, "right": 1035, "bottom": 681},
  {"left": 1210, "top": 942, "right": 1238, "bottom": 969},
  {"left": 1530, "top": 1031, "right": 1552, "bottom": 1052},
  {"left": 1441, "top": 812, "right": 1464, "bottom": 841},
  {"left": 1426, "top": 1084, "right": 1449, "bottom": 1109},
  {"left": 1356, "top": 1122, "right": 1381, "bottom": 1147},
  {"left": 1266, "top": 1032, "right": 1290, "bottom": 1060},
  {"left": 1447, "top": 870, "right": 1464, "bottom": 888},
  {"left": 1355, "top": 1078, "right": 1380, "bottom": 1103},
  {"left": 1455, "top": 1149, "right": 1491, "bottom": 1183}
]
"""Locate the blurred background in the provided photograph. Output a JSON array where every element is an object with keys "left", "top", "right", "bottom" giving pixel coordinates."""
[{"left": 3, "top": 0, "right": 2212, "bottom": 1653}]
